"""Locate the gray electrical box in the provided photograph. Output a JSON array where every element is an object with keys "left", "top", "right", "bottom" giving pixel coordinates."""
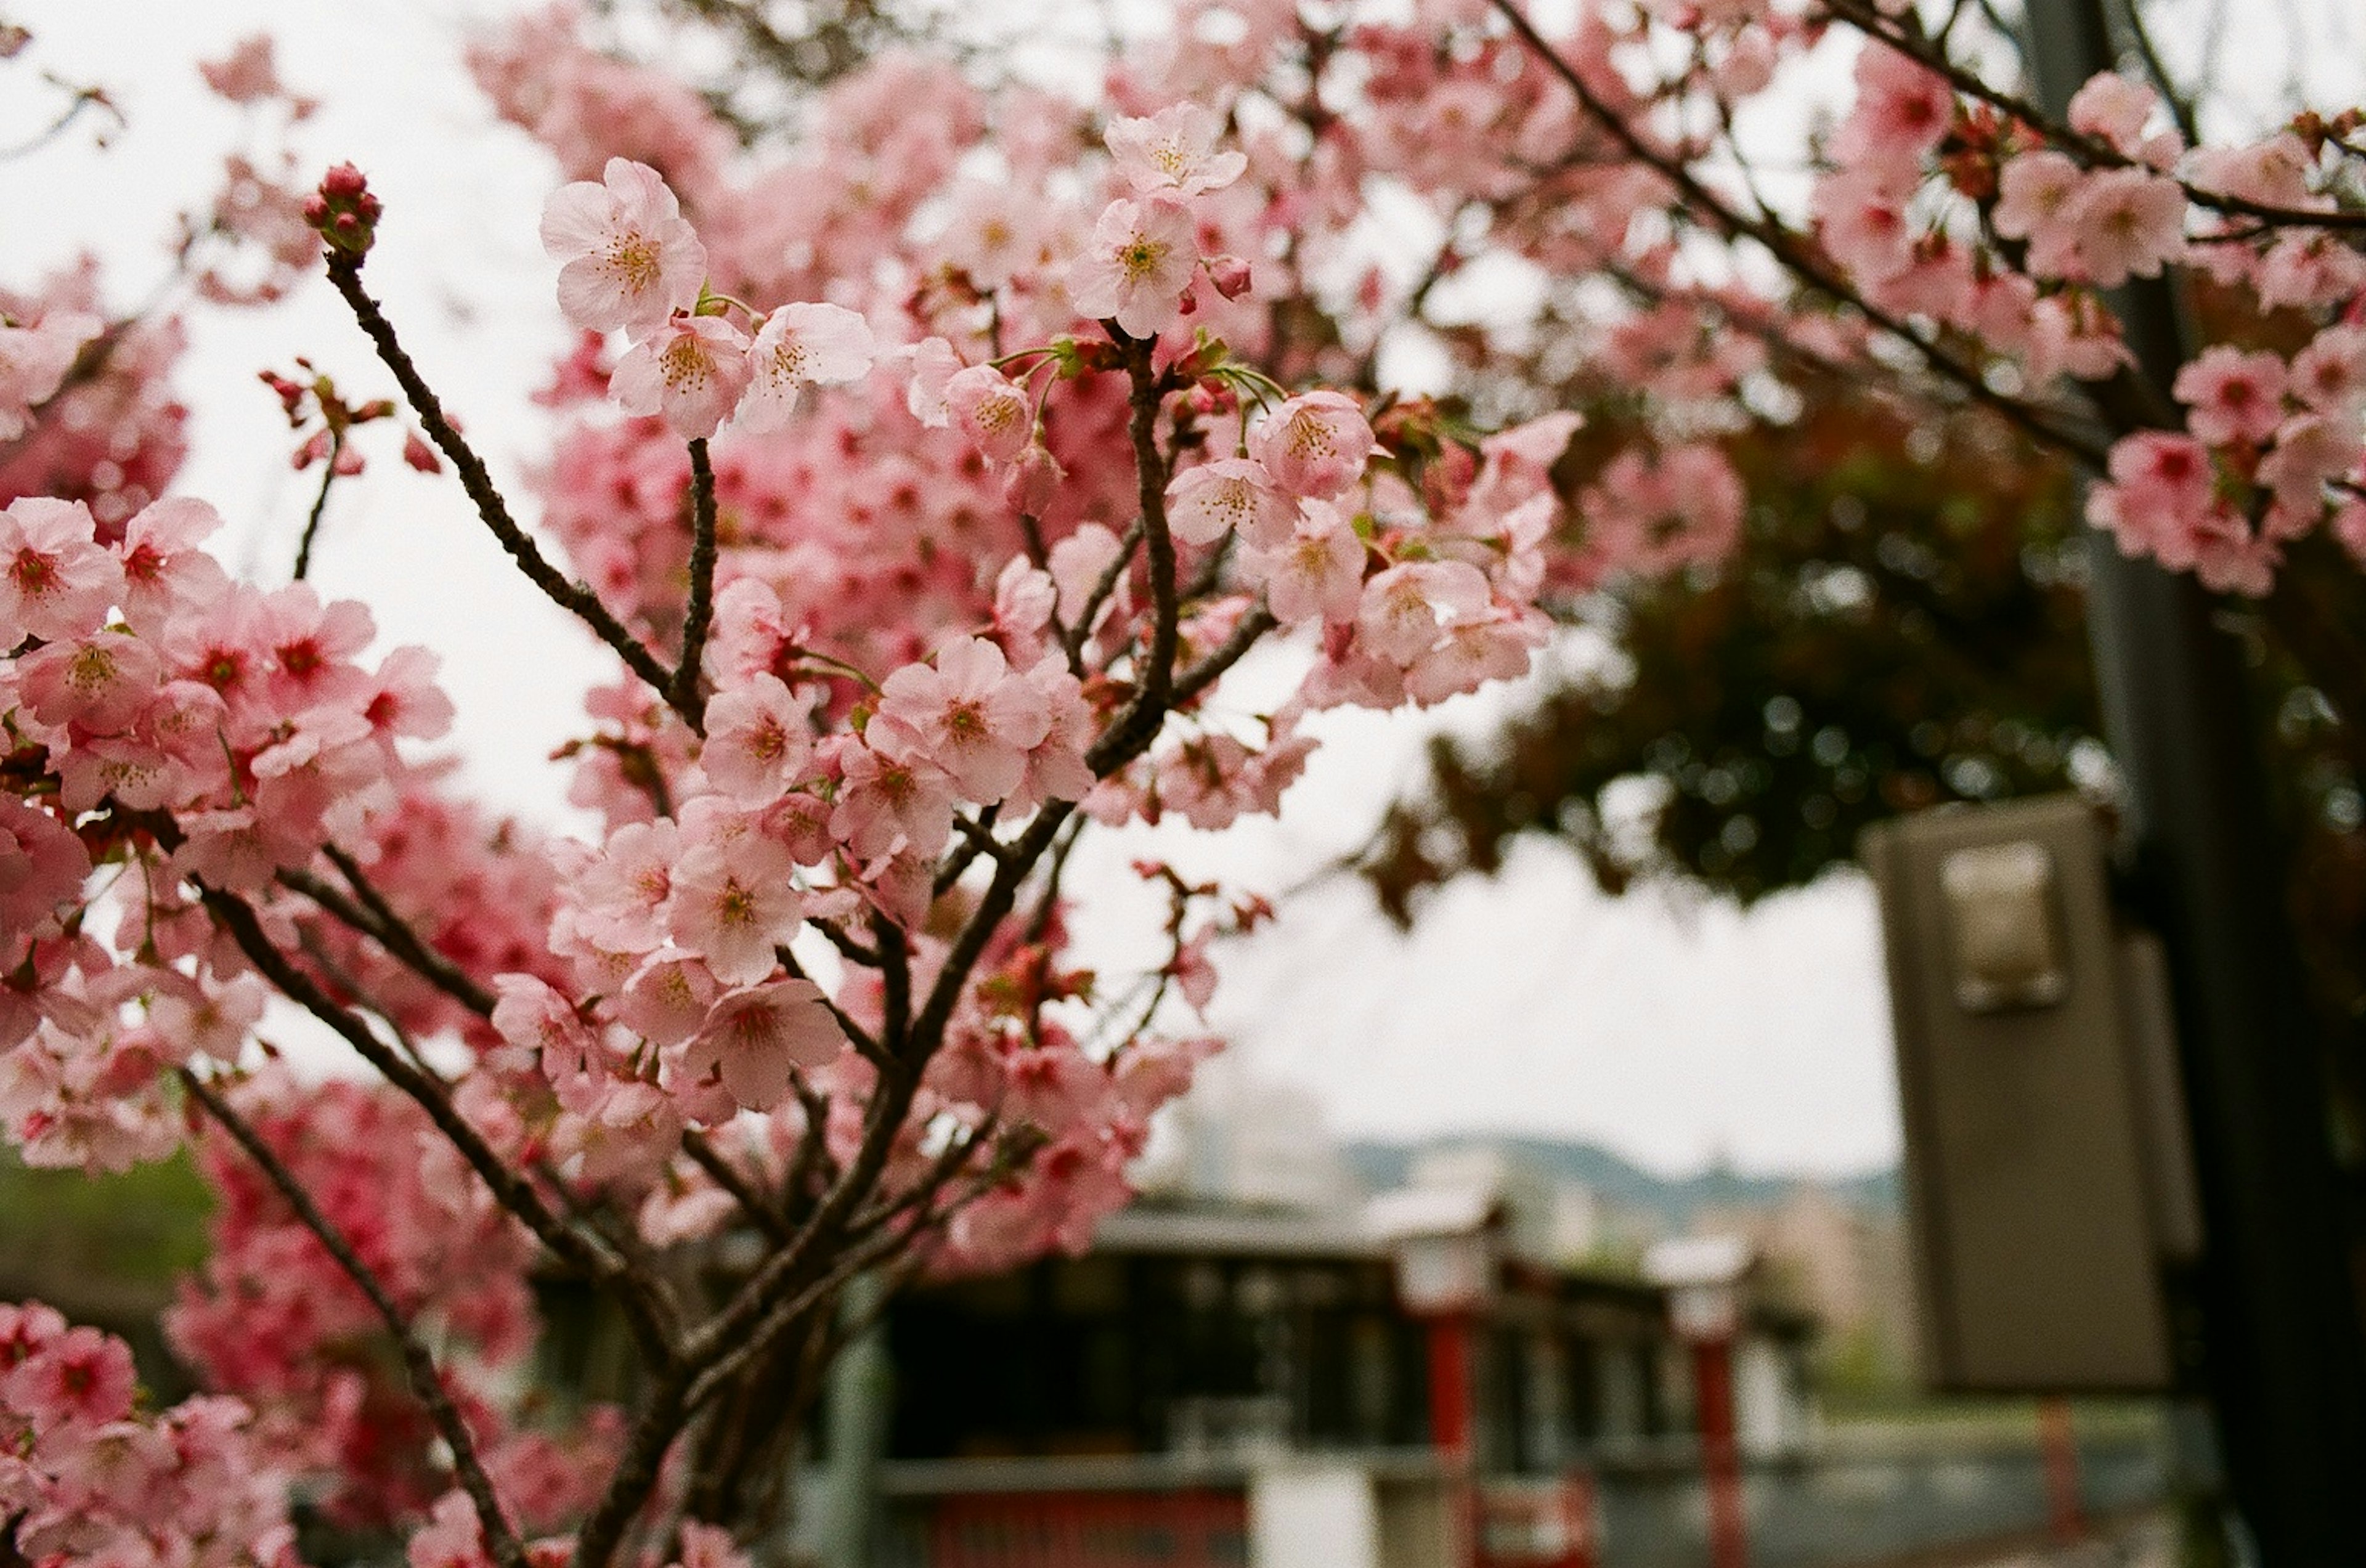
[{"left": 1862, "top": 795, "right": 2200, "bottom": 1393}]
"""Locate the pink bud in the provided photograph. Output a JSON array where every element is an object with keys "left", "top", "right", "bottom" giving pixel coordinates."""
[
  {"left": 308, "top": 163, "right": 381, "bottom": 258},
  {"left": 1205, "top": 254, "right": 1253, "bottom": 301},
  {"left": 402, "top": 431, "right": 441, "bottom": 474}
]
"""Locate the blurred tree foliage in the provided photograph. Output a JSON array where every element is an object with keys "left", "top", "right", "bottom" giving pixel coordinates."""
[
  {"left": 1355, "top": 389, "right": 2366, "bottom": 1076},
  {"left": 1359, "top": 388, "right": 2101, "bottom": 911}
]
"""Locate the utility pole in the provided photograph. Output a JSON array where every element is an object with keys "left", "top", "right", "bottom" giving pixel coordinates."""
[{"left": 2020, "top": 3, "right": 2366, "bottom": 1559}]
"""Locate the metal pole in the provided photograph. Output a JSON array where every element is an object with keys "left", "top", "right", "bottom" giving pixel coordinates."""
[{"left": 2019, "top": 4, "right": 2366, "bottom": 1559}]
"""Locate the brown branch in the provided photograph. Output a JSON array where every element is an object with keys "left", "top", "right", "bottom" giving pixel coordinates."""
[
  {"left": 670, "top": 436, "right": 718, "bottom": 729},
  {"left": 322, "top": 254, "right": 691, "bottom": 717},
  {"left": 1818, "top": 0, "right": 2366, "bottom": 232},
  {"left": 1490, "top": 0, "right": 2112, "bottom": 467},
  {"left": 325, "top": 843, "right": 497, "bottom": 1015},
  {"left": 196, "top": 882, "right": 680, "bottom": 1360},
  {"left": 683, "top": 1127, "right": 789, "bottom": 1243},
  {"left": 179, "top": 1068, "right": 526, "bottom": 1568},
  {"left": 292, "top": 432, "right": 343, "bottom": 581},
  {"left": 1174, "top": 603, "right": 1278, "bottom": 708}
]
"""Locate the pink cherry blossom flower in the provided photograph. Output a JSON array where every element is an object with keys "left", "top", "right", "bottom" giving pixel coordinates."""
[
  {"left": 611, "top": 314, "right": 753, "bottom": 439},
  {"left": 943, "top": 365, "right": 1033, "bottom": 463},
  {"left": 360, "top": 644, "right": 458, "bottom": 745},
  {"left": 1, "top": 498, "right": 122, "bottom": 644},
  {"left": 114, "top": 497, "right": 228, "bottom": 635},
  {"left": 734, "top": 303, "right": 874, "bottom": 434},
  {"left": 701, "top": 673, "right": 813, "bottom": 805},
  {"left": 1991, "top": 150, "right": 2087, "bottom": 279},
  {"left": 615, "top": 952, "right": 720, "bottom": 1047},
  {"left": 1357, "top": 559, "right": 1492, "bottom": 665},
  {"left": 938, "top": 181, "right": 1043, "bottom": 291},
  {"left": 2067, "top": 73, "right": 2181, "bottom": 166},
  {"left": 1066, "top": 195, "right": 1198, "bottom": 338},
  {"left": 2174, "top": 346, "right": 2288, "bottom": 447},
  {"left": 4, "top": 1323, "right": 136, "bottom": 1434},
  {"left": 13, "top": 629, "right": 160, "bottom": 733},
  {"left": 830, "top": 741, "right": 956, "bottom": 863},
  {"left": 1007, "top": 656, "right": 1096, "bottom": 811},
  {"left": 874, "top": 636, "right": 1054, "bottom": 803},
  {"left": 679, "top": 979, "right": 844, "bottom": 1111},
  {"left": 665, "top": 835, "right": 802, "bottom": 986},
  {"left": 2257, "top": 412, "right": 2363, "bottom": 510},
  {"left": 1105, "top": 104, "right": 1248, "bottom": 198},
  {"left": 1810, "top": 166, "right": 1918, "bottom": 285},
  {"left": 2289, "top": 325, "right": 2366, "bottom": 415},
  {"left": 1166, "top": 457, "right": 1295, "bottom": 548},
  {"left": 900, "top": 336, "right": 962, "bottom": 427},
  {"left": 2065, "top": 167, "right": 2186, "bottom": 288},
  {"left": 1249, "top": 391, "right": 1375, "bottom": 500},
  {"left": 1246, "top": 502, "right": 1365, "bottom": 626},
  {"left": 0, "top": 311, "right": 102, "bottom": 442},
  {"left": 1404, "top": 604, "right": 1548, "bottom": 706},
  {"left": 540, "top": 157, "right": 706, "bottom": 338},
  {"left": 0, "top": 796, "right": 87, "bottom": 941},
  {"left": 1834, "top": 44, "right": 1954, "bottom": 171}
]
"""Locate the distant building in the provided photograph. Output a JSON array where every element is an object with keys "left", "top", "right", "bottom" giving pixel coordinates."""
[
  {"left": 1695, "top": 1183, "right": 1917, "bottom": 1394},
  {"left": 823, "top": 1193, "right": 1818, "bottom": 1568}
]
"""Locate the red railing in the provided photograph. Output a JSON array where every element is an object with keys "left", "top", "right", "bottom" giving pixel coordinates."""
[{"left": 922, "top": 1489, "right": 1250, "bottom": 1568}]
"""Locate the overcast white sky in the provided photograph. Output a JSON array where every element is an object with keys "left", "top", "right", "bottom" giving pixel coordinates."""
[{"left": 4, "top": 0, "right": 1920, "bottom": 1181}]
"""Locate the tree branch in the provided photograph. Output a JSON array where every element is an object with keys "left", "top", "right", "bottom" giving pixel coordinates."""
[
  {"left": 322, "top": 254, "right": 691, "bottom": 717},
  {"left": 179, "top": 1068, "right": 527, "bottom": 1568},
  {"left": 670, "top": 436, "right": 718, "bottom": 729}
]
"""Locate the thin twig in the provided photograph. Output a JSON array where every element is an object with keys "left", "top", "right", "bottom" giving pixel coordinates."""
[
  {"left": 180, "top": 1068, "right": 527, "bottom": 1568},
  {"left": 195, "top": 882, "right": 680, "bottom": 1359},
  {"left": 292, "top": 433, "right": 342, "bottom": 581},
  {"left": 325, "top": 843, "right": 498, "bottom": 1015},
  {"left": 1489, "top": 0, "right": 2110, "bottom": 466},
  {"left": 322, "top": 254, "right": 691, "bottom": 716}
]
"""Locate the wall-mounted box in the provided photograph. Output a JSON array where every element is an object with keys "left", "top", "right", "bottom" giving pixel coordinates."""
[{"left": 1862, "top": 795, "right": 2198, "bottom": 1393}]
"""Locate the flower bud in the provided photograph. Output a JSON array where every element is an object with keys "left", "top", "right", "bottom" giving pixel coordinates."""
[
  {"left": 307, "top": 163, "right": 383, "bottom": 259},
  {"left": 1205, "top": 254, "right": 1253, "bottom": 301}
]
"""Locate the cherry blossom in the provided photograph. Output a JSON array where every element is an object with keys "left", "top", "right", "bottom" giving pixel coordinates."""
[
  {"left": 609, "top": 313, "right": 753, "bottom": 439},
  {"left": 0, "top": 309, "right": 102, "bottom": 442},
  {"left": 1167, "top": 457, "right": 1295, "bottom": 548},
  {"left": 540, "top": 156, "right": 707, "bottom": 336},
  {"left": 874, "top": 636, "right": 1054, "bottom": 803},
  {"left": 1065, "top": 195, "right": 1198, "bottom": 337},
  {"left": 1249, "top": 392, "right": 1376, "bottom": 500},
  {"left": 1105, "top": 103, "right": 1249, "bottom": 197},
  {"left": 735, "top": 302, "right": 874, "bottom": 434},
  {"left": 679, "top": 979, "right": 844, "bottom": 1111}
]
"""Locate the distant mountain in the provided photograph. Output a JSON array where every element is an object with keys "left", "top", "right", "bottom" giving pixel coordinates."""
[{"left": 1341, "top": 1135, "right": 1899, "bottom": 1225}]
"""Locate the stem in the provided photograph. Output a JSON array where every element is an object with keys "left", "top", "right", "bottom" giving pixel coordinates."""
[
  {"left": 322, "top": 255, "right": 691, "bottom": 718},
  {"left": 180, "top": 1068, "right": 527, "bottom": 1568},
  {"left": 1489, "top": 0, "right": 2112, "bottom": 467},
  {"left": 327, "top": 842, "right": 498, "bottom": 1014},
  {"left": 672, "top": 437, "right": 718, "bottom": 728},
  {"left": 196, "top": 882, "right": 681, "bottom": 1360},
  {"left": 292, "top": 433, "right": 342, "bottom": 581}
]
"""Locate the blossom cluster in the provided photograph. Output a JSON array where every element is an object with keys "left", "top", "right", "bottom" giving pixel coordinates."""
[
  {"left": 0, "top": 491, "right": 458, "bottom": 1171},
  {"left": 1, "top": 1301, "right": 302, "bottom": 1567},
  {"left": 1802, "top": 41, "right": 2366, "bottom": 591}
]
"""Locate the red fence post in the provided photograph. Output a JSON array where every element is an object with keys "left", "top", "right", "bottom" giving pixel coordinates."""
[
  {"left": 1693, "top": 1336, "right": 1748, "bottom": 1568},
  {"left": 2038, "top": 1397, "right": 2086, "bottom": 1544},
  {"left": 1428, "top": 1311, "right": 1480, "bottom": 1568}
]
